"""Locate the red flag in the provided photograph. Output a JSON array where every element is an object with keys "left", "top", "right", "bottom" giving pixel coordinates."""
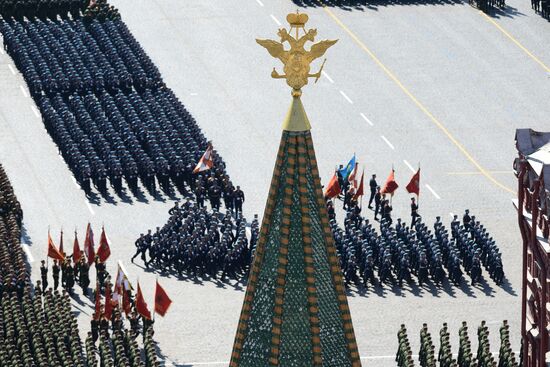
[
  {"left": 193, "top": 143, "right": 214, "bottom": 173},
  {"left": 354, "top": 170, "right": 365, "bottom": 200},
  {"left": 47, "top": 232, "right": 65, "bottom": 261},
  {"left": 136, "top": 283, "right": 151, "bottom": 320},
  {"left": 324, "top": 171, "right": 341, "bottom": 199},
  {"left": 380, "top": 169, "right": 399, "bottom": 195},
  {"left": 59, "top": 230, "right": 64, "bottom": 255},
  {"left": 84, "top": 223, "right": 95, "bottom": 266},
  {"left": 406, "top": 168, "right": 420, "bottom": 196},
  {"left": 97, "top": 227, "right": 111, "bottom": 263},
  {"left": 73, "top": 231, "right": 82, "bottom": 265},
  {"left": 154, "top": 281, "right": 172, "bottom": 317},
  {"left": 104, "top": 284, "right": 113, "bottom": 320},
  {"left": 94, "top": 282, "right": 101, "bottom": 320}
]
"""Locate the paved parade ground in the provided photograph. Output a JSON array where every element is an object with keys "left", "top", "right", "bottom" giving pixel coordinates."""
[{"left": 1, "top": 0, "right": 549, "bottom": 365}]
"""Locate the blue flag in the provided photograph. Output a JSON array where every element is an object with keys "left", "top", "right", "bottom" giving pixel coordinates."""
[{"left": 339, "top": 155, "right": 356, "bottom": 180}]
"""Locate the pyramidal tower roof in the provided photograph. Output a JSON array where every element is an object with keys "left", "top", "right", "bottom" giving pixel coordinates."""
[{"left": 229, "top": 13, "right": 361, "bottom": 365}]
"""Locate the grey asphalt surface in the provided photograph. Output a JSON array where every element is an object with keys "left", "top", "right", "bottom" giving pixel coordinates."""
[{"left": 0, "top": 0, "right": 549, "bottom": 365}]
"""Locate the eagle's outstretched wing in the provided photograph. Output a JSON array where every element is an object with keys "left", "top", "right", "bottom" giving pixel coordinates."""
[
  {"left": 307, "top": 39, "right": 338, "bottom": 62},
  {"left": 256, "top": 39, "right": 288, "bottom": 63}
]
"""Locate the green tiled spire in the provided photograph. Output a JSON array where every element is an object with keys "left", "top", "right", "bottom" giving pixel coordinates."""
[{"left": 229, "top": 97, "right": 362, "bottom": 367}]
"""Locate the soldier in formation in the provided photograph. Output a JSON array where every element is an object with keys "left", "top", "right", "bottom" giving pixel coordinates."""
[
  {"left": 0, "top": 163, "right": 161, "bottom": 366},
  {"left": 470, "top": 0, "right": 506, "bottom": 14},
  {"left": 400, "top": 321, "right": 519, "bottom": 367},
  {"left": 396, "top": 324, "right": 415, "bottom": 367},
  {"left": 419, "top": 323, "right": 436, "bottom": 367},
  {"left": 134, "top": 200, "right": 256, "bottom": 282},
  {"left": 327, "top": 198, "right": 504, "bottom": 290},
  {"left": 0, "top": 4, "right": 241, "bottom": 212},
  {"left": 532, "top": 0, "right": 550, "bottom": 20},
  {"left": 0, "top": 0, "right": 87, "bottom": 19}
]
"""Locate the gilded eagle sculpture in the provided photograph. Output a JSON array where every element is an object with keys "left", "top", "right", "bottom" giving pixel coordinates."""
[{"left": 256, "top": 11, "right": 337, "bottom": 96}]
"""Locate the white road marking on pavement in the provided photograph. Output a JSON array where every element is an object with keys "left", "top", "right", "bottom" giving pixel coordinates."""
[
  {"left": 0, "top": 48, "right": 4, "bottom": 55},
  {"left": 85, "top": 201, "right": 95, "bottom": 216},
  {"left": 403, "top": 159, "right": 416, "bottom": 173},
  {"left": 190, "top": 92, "right": 198, "bottom": 96},
  {"left": 31, "top": 106, "right": 40, "bottom": 118},
  {"left": 322, "top": 70, "right": 334, "bottom": 83},
  {"left": 425, "top": 184, "right": 441, "bottom": 199},
  {"left": 360, "top": 112, "right": 373, "bottom": 126},
  {"left": 71, "top": 176, "right": 80, "bottom": 189},
  {"left": 449, "top": 212, "right": 454, "bottom": 218},
  {"left": 380, "top": 135, "right": 395, "bottom": 150},
  {"left": 19, "top": 85, "right": 29, "bottom": 98},
  {"left": 8, "top": 64, "right": 15, "bottom": 75},
  {"left": 256, "top": 0, "right": 264, "bottom": 5},
  {"left": 270, "top": 14, "right": 281, "bottom": 26},
  {"left": 22, "top": 243, "right": 34, "bottom": 263},
  {"left": 339, "top": 90, "right": 353, "bottom": 104}
]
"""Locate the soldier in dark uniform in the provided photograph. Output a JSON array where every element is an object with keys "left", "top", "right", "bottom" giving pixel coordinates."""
[
  {"left": 382, "top": 201, "right": 392, "bottom": 225},
  {"left": 195, "top": 180, "right": 206, "bottom": 208},
  {"left": 326, "top": 200, "right": 336, "bottom": 221},
  {"left": 40, "top": 260, "right": 48, "bottom": 291},
  {"left": 233, "top": 185, "right": 245, "bottom": 215},
  {"left": 96, "top": 256, "right": 107, "bottom": 290},
  {"left": 368, "top": 174, "right": 377, "bottom": 209},
  {"left": 52, "top": 260, "right": 60, "bottom": 290},
  {"left": 129, "top": 311, "right": 140, "bottom": 339},
  {"left": 65, "top": 264, "right": 75, "bottom": 295},
  {"left": 224, "top": 184, "right": 235, "bottom": 212},
  {"left": 208, "top": 183, "right": 222, "bottom": 211},
  {"left": 463, "top": 209, "right": 471, "bottom": 229},
  {"left": 61, "top": 258, "right": 67, "bottom": 288},
  {"left": 343, "top": 187, "right": 355, "bottom": 211},
  {"left": 470, "top": 252, "right": 481, "bottom": 286},
  {"left": 132, "top": 233, "right": 149, "bottom": 266},
  {"left": 410, "top": 197, "right": 420, "bottom": 226},
  {"left": 418, "top": 252, "right": 428, "bottom": 287},
  {"left": 79, "top": 257, "right": 90, "bottom": 295},
  {"left": 373, "top": 187, "right": 382, "bottom": 221}
]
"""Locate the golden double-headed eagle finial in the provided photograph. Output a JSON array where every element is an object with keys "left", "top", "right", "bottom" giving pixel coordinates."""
[{"left": 256, "top": 10, "right": 337, "bottom": 97}]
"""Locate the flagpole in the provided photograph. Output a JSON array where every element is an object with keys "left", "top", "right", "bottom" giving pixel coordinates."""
[
  {"left": 47, "top": 226, "right": 50, "bottom": 267},
  {"left": 417, "top": 162, "right": 421, "bottom": 208},
  {"left": 153, "top": 276, "right": 158, "bottom": 322},
  {"left": 391, "top": 164, "right": 394, "bottom": 206}
]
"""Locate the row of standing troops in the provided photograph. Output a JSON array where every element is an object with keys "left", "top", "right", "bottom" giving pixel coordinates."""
[
  {"left": 0, "top": 0, "right": 87, "bottom": 19},
  {"left": 398, "top": 320, "right": 518, "bottom": 367},
  {"left": 328, "top": 171, "right": 504, "bottom": 289},
  {"left": 40, "top": 254, "right": 109, "bottom": 295},
  {"left": 531, "top": 0, "right": 550, "bottom": 22}
]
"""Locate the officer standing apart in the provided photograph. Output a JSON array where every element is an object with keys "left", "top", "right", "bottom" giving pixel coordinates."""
[
  {"left": 368, "top": 174, "right": 377, "bottom": 209},
  {"left": 233, "top": 185, "right": 245, "bottom": 215}
]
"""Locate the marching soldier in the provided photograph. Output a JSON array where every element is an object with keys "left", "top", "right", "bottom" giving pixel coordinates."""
[
  {"left": 40, "top": 260, "right": 48, "bottom": 291},
  {"left": 374, "top": 186, "right": 381, "bottom": 221},
  {"left": 233, "top": 185, "right": 245, "bottom": 215},
  {"left": 52, "top": 259, "right": 60, "bottom": 290},
  {"left": 368, "top": 174, "right": 377, "bottom": 209}
]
